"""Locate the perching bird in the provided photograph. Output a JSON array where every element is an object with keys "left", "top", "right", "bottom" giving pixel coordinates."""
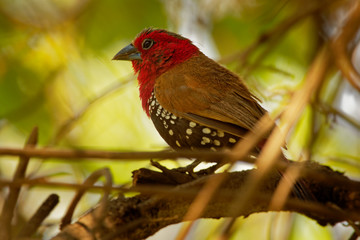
[
  {"left": 113, "top": 28, "right": 267, "bottom": 155},
  {"left": 113, "top": 28, "right": 312, "bottom": 201}
]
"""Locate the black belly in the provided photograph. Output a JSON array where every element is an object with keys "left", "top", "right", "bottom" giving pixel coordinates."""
[{"left": 148, "top": 93, "right": 240, "bottom": 151}]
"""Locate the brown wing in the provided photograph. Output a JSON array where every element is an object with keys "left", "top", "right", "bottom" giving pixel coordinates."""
[{"left": 154, "top": 53, "right": 267, "bottom": 137}]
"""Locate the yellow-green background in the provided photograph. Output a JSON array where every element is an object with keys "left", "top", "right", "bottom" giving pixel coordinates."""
[{"left": 0, "top": 0, "right": 359, "bottom": 239}]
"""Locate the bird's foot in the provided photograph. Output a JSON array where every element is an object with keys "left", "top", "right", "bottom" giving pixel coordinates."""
[
  {"left": 173, "top": 159, "right": 201, "bottom": 175},
  {"left": 150, "top": 159, "right": 216, "bottom": 184},
  {"left": 150, "top": 160, "right": 194, "bottom": 184},
  {"left": 196, "top": 162, "right": 225, "bottom": 176},
  {"left": 172, "top": 159, "right": 221, "bottom": 179}
]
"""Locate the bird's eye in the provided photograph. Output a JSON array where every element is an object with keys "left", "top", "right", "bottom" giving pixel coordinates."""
[{"left": 142, "top": 39, "right": 154, "bottom": 50}]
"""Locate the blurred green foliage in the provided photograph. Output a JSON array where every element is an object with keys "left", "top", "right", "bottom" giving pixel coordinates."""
[{"left": 0, "top": 0, "right": 358, "bottom": 239}]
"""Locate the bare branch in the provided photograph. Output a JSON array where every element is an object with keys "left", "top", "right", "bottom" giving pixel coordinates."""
[
  {"left": 0, "top": 147, "right": 233, "bottom": 163},
  {"left": 51, "top": 161, "right": 360, "bottom": 240},
  {"left": 60, "top": 168, "right": 113, "bottom": 230},
  {"left": 17, "top": 194, "right": 59, "bottom": 238},
  {"left": 0, "top": 127, "right": 38, "bottom": 240},
  {"left": 330, "top": 0, "right": 360, "bottom": 91}
]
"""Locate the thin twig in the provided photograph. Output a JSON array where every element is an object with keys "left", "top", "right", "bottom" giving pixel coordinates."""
[
  {"left": 269, "top": 163, "right": 304, "bottom": 210},
  {"left": 176, "top": 114, "right": 276, "bottom": 240},
  {"left": 60, "top": 168, "right": 113, "bottom": 229},
  {"left": 218, "top": 1, "right": 322, "bottom": 66},
  {"left": 0, "top": 127, "right": 38, "bottom": 240},
  {"left": 330, "top": 0, "right": 360, "bottom": 91},
  {"left": 1, "top": 161, "right": 359, "bottom": 193},
  {"left": 0, "top": 147, "right": 235, "bottom": 162},
  {"left": 308, "top": 68, "right": 342, "bottom": 161},
  {"left": 315, "top": 101, "right": 360, "bottom": 130},
  {"left": 17, "top": 194, "right": 59, "bottom": 238},
  {"left": 0, "top": 178, "right": 173, "bottom": 194},
  {"left": 218, "top": 45, "right": 330, "bottom": 237}
]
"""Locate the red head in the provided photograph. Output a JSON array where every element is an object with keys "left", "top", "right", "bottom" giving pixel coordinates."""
[{"left": 113, "top": 28, "right": 199, "bottom": 115}]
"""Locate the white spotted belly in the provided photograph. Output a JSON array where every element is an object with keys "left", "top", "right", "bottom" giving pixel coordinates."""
[{"left": 147, "top": 92, "right": 240, "bottom": 151}]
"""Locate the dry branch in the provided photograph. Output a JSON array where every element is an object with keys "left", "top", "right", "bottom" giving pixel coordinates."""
[
  {"left": 0, "top": 127, "right": 38, "bottom": 240},
  {"left": 17, "top": 193, "right": 59, "bottom": 238},
  {"left": 52, "top": 161, "right": 360, "bottom": 240}
]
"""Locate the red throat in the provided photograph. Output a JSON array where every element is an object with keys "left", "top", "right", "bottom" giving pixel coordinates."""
[
  {"left": 130, "top": 29, "right": 199, "bottom": 116},
  {"left": 132, "top": 60, "right": 157, "bottom": 116}
]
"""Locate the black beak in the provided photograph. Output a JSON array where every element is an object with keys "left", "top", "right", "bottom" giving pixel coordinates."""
[{"left": 112, "top": 44, "right": 141, "bottom": 61}]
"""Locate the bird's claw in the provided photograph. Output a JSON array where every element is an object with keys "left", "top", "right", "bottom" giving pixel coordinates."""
[
  {"left": 150, "top": 159, "right": 220, "bottom": 184},
  {"left": 150, "top": 160, "right": 194, "bottom": 184}
]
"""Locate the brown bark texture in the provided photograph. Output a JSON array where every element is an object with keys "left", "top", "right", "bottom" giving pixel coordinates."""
[{"left": 52, "top": 161, "right": 360, "bottom": 240}]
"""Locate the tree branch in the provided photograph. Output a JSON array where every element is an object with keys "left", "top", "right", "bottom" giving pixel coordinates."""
[{"left": 52, "top": 161, "right": 360, "bottom": 240}]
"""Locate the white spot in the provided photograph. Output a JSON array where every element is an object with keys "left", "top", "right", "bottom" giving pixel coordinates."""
[
  {"left": 229, "top": 138, "right": 236, "bottom": 143},
  {"left": 158, "top": 105, "right": 162, "bottom": 110},
  {"left": 176, "top": 140, "right": 181, "bottom": 147},
  {"left": 165, "top": 115, "right": 170, "bottom": 119},
  {"left": 164, "top": 125, "right": 169, "bottom": 129},
  {"left": 217, "top": 130, "right": 225, "bottom": 137},
  {"left": 170, "top": 120, "right": 175, "bottom": 124},
  {"left": 161, "top": 112, "right": 166, "bottom": 118},
  {"left": 202, "top": 128, "right": 211, "bottom": 134},
  {"left": 151, "top": 100, "right": 155, "bottom": 106},
  {"left": 202, "top": 137, "right": 211, "bottom": 143},
  {"left": 201, "top": 141, "right": 206, "bottom": 145},
  {"left": 186, "top": 136, "right": 189, "bottom": 139},
  {"left": 171, "top": 115, "right": 177, "bottom": 120},
  {"left": 211, "top": 131, "right": 217, "bottom": 137},
  {"left": 210, "top": 147, "right": 217, "bottom": 152},
  {"left": 169, "top": 129, "right": 174, "bottom": 136},
  {"left": 186, "top": 129, "right": 192, "bottom": 135},
  {"left": 189, "top": 121, "right": 196, "bottom": 128},
  {"left": 214, "top": 140, "right": 221, "bottom": 146}
]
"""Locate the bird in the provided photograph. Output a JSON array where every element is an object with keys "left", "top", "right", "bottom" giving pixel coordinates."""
[
  {"left": 113, "top": 28, "right": 267, "bottom": 156},
  {"left": 112, "top": 28, "right": 313, "bottom": 201}
]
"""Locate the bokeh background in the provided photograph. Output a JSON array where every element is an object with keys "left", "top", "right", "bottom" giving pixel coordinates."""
[{"left": 0, "top": 0, "right": 359, "bottom": 239}]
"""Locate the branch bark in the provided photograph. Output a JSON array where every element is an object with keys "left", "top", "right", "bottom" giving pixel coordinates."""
[{"left": 52, "top": 161, "right": 360, "bottom": 240}]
